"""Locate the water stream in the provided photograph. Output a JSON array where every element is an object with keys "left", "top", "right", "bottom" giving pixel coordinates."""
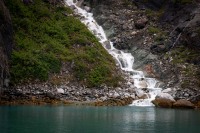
[{"left": 65, "top": 0, "right": 162, "bottom": 106}]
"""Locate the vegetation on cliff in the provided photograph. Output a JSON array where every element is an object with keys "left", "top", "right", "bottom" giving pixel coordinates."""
[{"left": 6, "top": 0, "right": 122, "bottom": 87}]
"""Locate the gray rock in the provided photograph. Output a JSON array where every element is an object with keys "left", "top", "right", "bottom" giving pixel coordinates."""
[
  {"left": 135, "top": 89, "right": 145, "bottom": 98},
  {"left": 135, "top": 17, "right": 148, "bottom": 29},
  {"left": 156, "top": 93, "right": 175, "bottom": 101}
]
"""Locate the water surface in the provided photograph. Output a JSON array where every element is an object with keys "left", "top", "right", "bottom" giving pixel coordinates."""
[{"left": 0, "top": 106, "right": 200, "bottom": 133}]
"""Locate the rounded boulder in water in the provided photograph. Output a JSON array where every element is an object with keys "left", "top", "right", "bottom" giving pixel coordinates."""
[{"left": 156, "top": 92, "right": 175, "bottom": 101}]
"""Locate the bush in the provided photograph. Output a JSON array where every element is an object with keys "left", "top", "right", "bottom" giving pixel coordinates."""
[{"left": 6, "top": 0, "right": 122, "bottom": 87}]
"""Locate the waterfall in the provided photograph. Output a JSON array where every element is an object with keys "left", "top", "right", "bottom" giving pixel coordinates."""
[{"left": 65, "top": 0, "right": 162, "bottom": 106}]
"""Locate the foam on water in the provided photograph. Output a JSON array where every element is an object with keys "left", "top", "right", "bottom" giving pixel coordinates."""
[{"left": 65, "top": 0, "right": 162, "bottom": 106}]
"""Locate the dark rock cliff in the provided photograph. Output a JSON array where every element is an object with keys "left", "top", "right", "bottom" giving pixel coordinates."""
[
  {"left": 84, "top": 0, "right": 200, "bottom": 101},
  {"left": 0, "top": 0, "right": 13, "bottom": 91}
]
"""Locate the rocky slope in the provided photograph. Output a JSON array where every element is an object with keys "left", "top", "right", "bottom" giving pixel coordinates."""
[
  {"left": 0, "top": 0, "right": 13, "bottom": 91},
  {"left": 83, "top": 0, "right": 200, "bottom": 102},
  {"left": 0, "top": 0, "right": 134, "bottom": 105}
]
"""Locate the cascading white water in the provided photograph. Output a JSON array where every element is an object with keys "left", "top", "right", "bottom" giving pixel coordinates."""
[{"left": 65, "top": 0, "right": 162, "bottom": 106}]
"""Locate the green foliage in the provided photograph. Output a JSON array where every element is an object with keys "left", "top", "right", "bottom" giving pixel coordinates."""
[
  {"left": 165, "top": 46, "right": 200, "bottom": 88},
  {"left": 170, "top": 46, "right": 199, "bottom": 64},
  {"left": 71, "top": 45, "right": 121, "bottom": 87},
  {"left": 147, "top": 26, "right": 167, "bottom": 42},
  {"left": 148, "top": 26, "right": 161, "bottom": 34},
  {"left": 6, "top": 0, "right": 121, "bottom": 87}
]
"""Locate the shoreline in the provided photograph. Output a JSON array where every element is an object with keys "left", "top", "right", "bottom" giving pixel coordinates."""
[
  {"left": 0, "top": 92, "right": 133, "bottom": 106},
  {"left": 1, "top": 93, "right": 200, "bottom": 110}
]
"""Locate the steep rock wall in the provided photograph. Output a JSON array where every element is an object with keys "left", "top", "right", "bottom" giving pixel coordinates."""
[
  {"left": 0, "top": 0, "right": 13, "bottom": 90},
  {"left": 83, "top": 0, "right": 200, "bottom": 101}
]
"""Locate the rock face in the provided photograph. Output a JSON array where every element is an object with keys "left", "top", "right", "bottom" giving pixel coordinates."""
[
  {"left": 86, "top": 0, "right": 200, "bottom": 102},
  {"left": 0, "top": 0, "right": 13, "bottom": 91},
  {"left": 88, "top": 0, "right": 180, "bottom": 88}
]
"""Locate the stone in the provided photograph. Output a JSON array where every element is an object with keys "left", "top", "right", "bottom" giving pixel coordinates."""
[
  {"left": 103, "top": 41, "right": 111, "bottom": 49},
  {"left": 138, "top": 93, "right": 149, "bottom": 99},
  {"left": 128, "top": 88, "right": 135, "bottom": 93},
  {"left": 138, "top": 79, "right": 148, "bottom": 88},
  {"left": 183, "top": 93, "right": 189, "bottom": 97},
  {"left": 156, "top": 93, "right": 175, "bottom": 102},
  {"left": 84, "top": 6, "right": 91, "bottom": 12},
  {"left": 113, "top": 92, "right": 120, "bottom": 98},
  {"left": 135, "top": 89, "right": 145, "bottom": 98},
  {"left": 162, "top": 88, "right": 172, "bottom": 93},
  {"left": 130, "top": 94, "right": 136, "bottom": 99},
  {"left": 152, "top": 98, "right": 175, "bottom": 108},
  {"left": 135, "top": 17, "right": 148, "bottom": 29},
  {"left": 57, "top": 88, "right": 64, "bottom": 94},
  {"left": 124, "top": 93, "right": 130, "bottom": 98},
  {"left": 100, "top": 96, "right": 107, "bottom": 101},
  {"left": 173, "top": 99, "right": 195, "bottom": 109}
]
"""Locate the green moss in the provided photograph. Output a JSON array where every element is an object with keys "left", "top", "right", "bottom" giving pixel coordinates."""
[
  {"left": 6, "top": 0, "right": 122, "bottom": 87},
  {"left": 170, "top": 46, "right": 199, "bottom": 64},
  {"left": 165, "top": 46, "right": 200, "bottom": 89},
  {"left": 147, "top": 26, "right": 167, "bottom": 42},
  {"left": 148, "top": 26, "right": 161, "bottom": 34}
]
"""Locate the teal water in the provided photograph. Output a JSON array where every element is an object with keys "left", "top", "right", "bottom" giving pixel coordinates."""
[{"left": 0, "top": 106, "right": 200, "bottom": 133}]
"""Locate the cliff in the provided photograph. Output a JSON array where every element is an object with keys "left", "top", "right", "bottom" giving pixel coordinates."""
[
  {"left": 86, "top": 0, "right": 200, "bottom": 102},
  {"left": 0, "top": 0, "right": 13, "bottom": 91}
]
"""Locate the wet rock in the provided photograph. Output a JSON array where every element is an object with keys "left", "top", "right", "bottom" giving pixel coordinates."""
[
  {"left": 162, "top": 88, "right": 172, "bottom": 93},
  {"left": 137, "top": 79, "right": 148, "bottom": 88},
  {"left": 152, "top": 98, "right": 175, "bottom": 108},
  {"left": 84, "top": 6, "right": 91, "bottom": 12},
  {"left": 135, "top": 89, "right": 145, "bottom": 98},
  {"left": 130, "top": 94, "right": 136, "bottom": 99},
  {"left": 138, "top": 93, "right": 149, "bottom": 99},
  {"left": 173, "top": 99, "right": 195, "bottom": 109},
  {"left": 103, "top": 41, "right": 111, "bottom": 49}
]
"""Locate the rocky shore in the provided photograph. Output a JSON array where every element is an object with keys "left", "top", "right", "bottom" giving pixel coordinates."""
[{"left": 0, "top": 76, "right": 135, "bottom": 106}]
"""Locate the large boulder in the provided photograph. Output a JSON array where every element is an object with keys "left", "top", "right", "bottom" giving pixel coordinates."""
[
  {"left": 156, "top": 92, "right": 175, "bottom": 101},
  {"left": 173, "top": 99, "right": 195, "bottom": 109},
  {"left": 152, "top": 98, "right": 175, "bottom": 108},
  {"left": 152, "top": 93, "right": 175, "bottom": 108}
]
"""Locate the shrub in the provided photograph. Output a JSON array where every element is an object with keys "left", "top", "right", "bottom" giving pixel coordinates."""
[{"left": 6, "top": 0, "right": 122, "bottom": 87}]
